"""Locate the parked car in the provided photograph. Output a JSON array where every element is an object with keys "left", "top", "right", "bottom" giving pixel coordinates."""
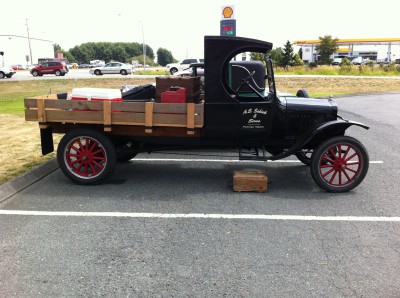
[
  {"left": 332, "top": 58, "right": 342, "bottom": 65},
  {"left": 30, "top": 61, "right": 68, "bottom": 77},
  {"left": 78, "top": 64, "right": 91, "bottom": 68},
  {"left": 11, "top": 64, "right": 26, "bottom": 70},
  {"left": 89, "top": 62, "right": 133, "bottom": 75},
  {"left": 165, "top": 58, "right": 204, "bottom": 75},
  {"left": 0, "top": 66, "right": 16, "bottom": 79},
  {"left": 68, "top": 63, "right": 79, "bottom": 69},
  {"left": 352, "top": 57, "right": 364, "bottom": 65}
]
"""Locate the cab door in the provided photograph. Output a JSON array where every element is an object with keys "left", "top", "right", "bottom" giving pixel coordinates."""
[{"left": 239, "top": 101, "right": 273, "bottom": 140}]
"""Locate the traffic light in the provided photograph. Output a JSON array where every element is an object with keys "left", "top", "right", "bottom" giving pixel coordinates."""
[{"left": 0, "top": 51, "right": 4, "bottom": 56}]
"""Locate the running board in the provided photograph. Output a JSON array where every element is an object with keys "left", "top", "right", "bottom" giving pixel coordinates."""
[{"left": 239, "top": 147, "right": 270, "bottom": 161}]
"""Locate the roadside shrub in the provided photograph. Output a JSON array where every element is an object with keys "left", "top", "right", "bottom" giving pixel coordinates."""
[
  {"left": 339, "top": 58, "right": 352, "bottom": 73},
  {"left": 308, "top": 62, "right": 317, "bottom": 68},
  {"left": 386, "top": 62, "right": 396, "bottom": 72}
]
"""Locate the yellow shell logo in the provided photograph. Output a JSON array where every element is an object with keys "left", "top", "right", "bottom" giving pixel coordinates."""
[{"left": 222, "top": 7, "right": 234, "bottom": 18}]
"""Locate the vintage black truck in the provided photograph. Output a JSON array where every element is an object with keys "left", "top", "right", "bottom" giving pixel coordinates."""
[{"left": 25, "top": 36, "right": 369, "bottom": 192}]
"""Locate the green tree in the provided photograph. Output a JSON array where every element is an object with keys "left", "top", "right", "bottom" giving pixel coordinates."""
[
  {"left": 53, "top": 43, "right": 62, "bottom": 52},
  {"left": 292, "top": 53, "right": 304, "bottom": 66},
  {"left": 64, "top": 51, "right": 77, "bottom": 63},
  {"left": 281, "top": 40, "right": 295, "bottom": 67},
  {"left": 67, "top": 42, "right": 154, "bottom": 63},
  {"left": 298, "top": 47, "right": 303, "bottom": 59},
  {"left": 268, "top": 47, "right": 283, "bottom": 66},
  {"left": 157, "top": 48, "right": 174, "bottom": 66},
  {"left": 315, "top": 35, "right": 339, "bottom": 65}
]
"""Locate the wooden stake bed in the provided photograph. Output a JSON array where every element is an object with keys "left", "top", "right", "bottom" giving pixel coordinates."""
[{"left": 24, "top": 95, "right": 204, "bottom": 136}]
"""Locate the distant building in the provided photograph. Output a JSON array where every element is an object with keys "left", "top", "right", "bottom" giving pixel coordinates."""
[
  {"left": 294, "top": 38, "right": 400, "bottom": 63},
  {"left": 0, "top": 35, "right": 53, "bottom": 67}
]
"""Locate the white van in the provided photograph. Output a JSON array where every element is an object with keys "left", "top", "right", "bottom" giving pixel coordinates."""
[{"left": 352, "top": 57, "right": 364, "bottom": 65}]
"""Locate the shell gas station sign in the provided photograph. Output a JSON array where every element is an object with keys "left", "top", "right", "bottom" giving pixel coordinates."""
[{"left": 220, "top": 5, "right": 236, "bottom": 36}]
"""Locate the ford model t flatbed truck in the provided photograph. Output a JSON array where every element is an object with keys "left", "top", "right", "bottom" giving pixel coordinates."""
[{"left": 24, "top": 36, "right": 369, "bottom": 192}]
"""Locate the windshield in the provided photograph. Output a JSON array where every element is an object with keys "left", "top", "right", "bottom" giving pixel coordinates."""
[{"left": 265, "top": 58, "right": 276, "bottom": 96}]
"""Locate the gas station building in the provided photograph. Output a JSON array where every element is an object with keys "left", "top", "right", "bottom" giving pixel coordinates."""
[{"left": 294, "top": 38, "right": 400, "bottom": 63}]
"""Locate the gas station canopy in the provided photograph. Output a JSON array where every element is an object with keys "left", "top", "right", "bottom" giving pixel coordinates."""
[{"left": 294, "top": 38, "right": 400, "bottom": 63}]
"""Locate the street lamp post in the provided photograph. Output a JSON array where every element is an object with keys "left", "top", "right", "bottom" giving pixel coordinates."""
[
  {"left": 139, "top": 21, "right": 146, "bottom": 72},
  {"left": 25, "top": 19, "right": 33, "bottom": 65}
]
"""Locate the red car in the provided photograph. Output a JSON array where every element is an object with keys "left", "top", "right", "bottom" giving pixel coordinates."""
[
  {"left": 30, "top": 61, "right": 68, "bottom": 77},
  {"left": 11, "top": 64, "right": 25, "bottom": 70}
]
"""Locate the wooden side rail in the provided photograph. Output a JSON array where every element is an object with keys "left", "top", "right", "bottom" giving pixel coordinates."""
[{"left": 24, "top": 96, "right": 204, "bottom": 135}]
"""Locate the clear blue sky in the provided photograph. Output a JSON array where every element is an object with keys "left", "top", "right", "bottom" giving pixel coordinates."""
[{"left": 3, "top": 0, "right": 400, "bottom": 61}]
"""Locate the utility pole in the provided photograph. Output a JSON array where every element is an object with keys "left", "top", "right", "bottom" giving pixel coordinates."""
[
  {"left": 26, "top": 19, "right": 33, "bottom": 65},
  {"left": 139, "top": 21, "right": 146, "bottom": 72}
]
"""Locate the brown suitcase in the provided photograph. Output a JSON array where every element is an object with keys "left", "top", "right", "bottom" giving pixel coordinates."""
[
  {"left": 233, "top": 170, "right": 268, "bottom": 193},
  {"left": 156, "top": 76, "right": 201, "bottom": 103}
]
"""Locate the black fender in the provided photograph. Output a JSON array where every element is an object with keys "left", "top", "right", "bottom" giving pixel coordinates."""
[{"left": 269, "top": 119, "right": 369, "bottom": 160}]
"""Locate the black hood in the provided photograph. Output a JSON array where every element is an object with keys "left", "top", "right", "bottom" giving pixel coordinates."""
[{"left": 284, "top": 96, "right": 337, "bottom": 114}]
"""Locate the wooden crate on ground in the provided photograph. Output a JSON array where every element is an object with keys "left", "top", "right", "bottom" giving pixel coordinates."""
[{"left": 233, "top": 170, "right": 268, "bottom": 193}]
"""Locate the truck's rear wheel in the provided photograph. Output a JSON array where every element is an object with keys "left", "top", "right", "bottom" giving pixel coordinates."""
[
  {"left": 310, "top": 136, "right": 369, "bottom": 192},
  {"left": 116, "top": 142, "right": 138, "bottom": 162},
  {"left": 57, "top": 129, "right": 117, "bottom": 184}
]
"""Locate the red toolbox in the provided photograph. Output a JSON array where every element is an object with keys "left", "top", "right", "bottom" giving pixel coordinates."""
[{"left": 161, "top": 87, "right": 186, "bottom": 103}]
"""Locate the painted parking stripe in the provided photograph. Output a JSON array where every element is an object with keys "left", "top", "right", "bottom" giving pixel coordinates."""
[
  {"left": 133, "top": 158, "right": 383, "bottom": 164},
  {"left": 0, "top": 210, "right": 398, "bottom": 222}
]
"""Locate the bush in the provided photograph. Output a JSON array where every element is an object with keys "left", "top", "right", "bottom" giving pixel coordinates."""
[{"left": 339, "top": 58, "right": 352, "bottom": 73}]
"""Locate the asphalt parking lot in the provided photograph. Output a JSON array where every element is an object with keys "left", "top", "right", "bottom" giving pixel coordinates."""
[{"left": 1, "top": 93, "right": 400, "bottom": 296}]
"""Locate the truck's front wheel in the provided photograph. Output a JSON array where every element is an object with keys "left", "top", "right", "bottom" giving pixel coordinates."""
[
  {"left": 310, "top": 136, "right": 369, "bottom": 192},
  {"left": 57, "top": 129, "right": 117, "bottom": 185}
]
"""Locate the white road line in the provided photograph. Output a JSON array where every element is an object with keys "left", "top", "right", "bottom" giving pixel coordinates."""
[
  {"left": 0, "top": 210, "right": 399, "bottom": 222},
  {"left": 133, "top": 158, "right": 383, "bottom": 164}
]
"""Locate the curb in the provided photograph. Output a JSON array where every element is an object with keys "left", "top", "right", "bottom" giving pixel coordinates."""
[{"left": 0, "top": 159, "right": 59, "bottom": 203}]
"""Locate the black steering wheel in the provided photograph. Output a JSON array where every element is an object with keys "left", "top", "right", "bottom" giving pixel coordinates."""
[
  {"left": 235, "top": 71, "right": 255, "bottom": 93},
  {"left": 234, "top": 71, "right": 265, "bottom": 100}
]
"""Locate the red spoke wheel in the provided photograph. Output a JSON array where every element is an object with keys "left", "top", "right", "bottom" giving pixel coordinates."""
[
  {"left": 57, "top": 129, "right": 117, "bottom": 185},
  {"left": 310, "top": 136, "right": 369, "bottom": 193}
]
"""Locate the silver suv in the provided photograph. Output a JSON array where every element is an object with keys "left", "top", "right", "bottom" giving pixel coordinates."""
[{"left": 165, "top": 58, "right": 204, "bottom": 75}]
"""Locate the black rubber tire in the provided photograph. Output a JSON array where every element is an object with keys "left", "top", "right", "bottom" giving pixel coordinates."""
[
  {"left": 310, "top": 136, "right": 369, "bottom": 193},
  {"left": 170, "top": 68, "right": 178, "bottom": 75},
  {"left": 6, "top": 74, "right": 13, "bottom": 78},
  {"left": 296, "top": 89, "right": 310, "bottom": 98},
  {"left": 32, "top": 71, "right": 39, "bottom": 77},
  {"left": 0, "top": 72, "right": 5, "bottom": 79},
  {"left": 116, "top": 142, "right": 138, "bottom": 162},
  {"left": 120, "top": 69, "right": 128, "bottom": 75},
  {"left": 55, "top": 70, "right": 61, "bottom": 76},
  {"left": 57, "top": 129, "right": 117, "bottom": 185},
  {"left": 94, "top": 69, "right": 102, "bottom": 76},
  {"left": 295, "top": 150, "right": 313, "bottom": 166}
]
